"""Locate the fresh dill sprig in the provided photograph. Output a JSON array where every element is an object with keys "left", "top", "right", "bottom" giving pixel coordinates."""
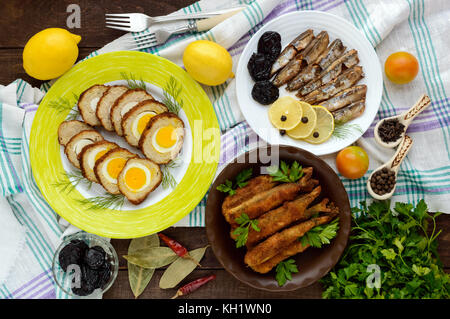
[
  {"left": 161, "top": 159, "right": 181, "bottom": 190},
  {"left": 332, "top": 121, "right": 363, "bottom": 140},
  {"left": 162, "top": 76, "right": 184, "bottom": 115},
  {"left": 48, "top": 94, "right": 80, "bottom": 120},
  {"left": 121, "top": 72, "right": 146, "bottom": 90},
  {"left": 76, "top": 193, "right": 126, "bottom": 210},
  {"left": 52, "top": 169, "right": 92, "bottom": 194}
]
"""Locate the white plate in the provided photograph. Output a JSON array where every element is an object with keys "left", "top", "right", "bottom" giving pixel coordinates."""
[{"left": 235, "top": 11, "right": 383, "bottom": 156}]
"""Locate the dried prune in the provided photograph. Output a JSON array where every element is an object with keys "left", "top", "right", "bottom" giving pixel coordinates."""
[
  {"left": 247, "top": 52, "right": 273, "bottom": 82},
  {"left": 58, "top": 240, "right": 87, "bottom": 271},
  {"left": 72, "top": 279, "right": 95, "bottom": 297},
  {"left": 84, "top": 246, "right": 106, "bottom": 270},
  {"left": 251, "top": 81, "right": 279, "bottom": 105},
  {"left": 257, "top": 31, "right": 281, "bottom": 62},
  {"left": 97, "top": 262, "right": 112, "bottom": 289}
]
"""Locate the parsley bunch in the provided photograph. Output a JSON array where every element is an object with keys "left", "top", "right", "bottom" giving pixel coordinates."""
[
  {"left": 232, "top": 213, "right": 260, "bottom": 248},
  {"left": 321, "top": 200, "right": 450, "bottom": 299},
  {"left": 216, "top": 168, "right": 253, "bottom": 196}
]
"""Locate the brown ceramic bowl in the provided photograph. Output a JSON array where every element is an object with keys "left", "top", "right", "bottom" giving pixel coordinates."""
[{"left": 205, "top": 145, "right": 351, "bottom": 291}]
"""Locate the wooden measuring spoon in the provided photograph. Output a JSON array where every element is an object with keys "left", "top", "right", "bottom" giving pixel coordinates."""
[
  {"left": 374, "top": 94, "right": 430, "bottom": 148},
  {"left": 367, "top": 135, "right": 414, "bottom": 200}
]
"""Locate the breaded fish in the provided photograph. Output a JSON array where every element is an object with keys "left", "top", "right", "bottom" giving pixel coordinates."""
[
  {"left": 222, "top": 175, "right": 278, "bottom": 214},
  {"left": 271, "top": 29, "right": 314, "bottom": 76},
  {"left": 250, "top": 241, "right": 310, "bottom": 274},
  {"left": 222, "top": 167, "right": 314, "bottom": 225},
  {"left": 302, "top": 66, "right": 364, "bottom": 104},
  {"left": 244, "top": 213, "right": 337, "bottom": 267},
  {"left": 320, "top": 85, "right": 367, "bottom": 112},
  {"left": 245, "top": 186, "right": 322, "bottom": 247}
]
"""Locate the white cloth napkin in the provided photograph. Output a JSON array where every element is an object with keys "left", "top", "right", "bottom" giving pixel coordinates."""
[{"left": 0, "top": 196, "right": 26, "bottom": 284}]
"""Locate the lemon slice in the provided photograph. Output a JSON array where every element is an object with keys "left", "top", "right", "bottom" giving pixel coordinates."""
[
  {"left": 268, "top": 96, "right": 303, "bottom": 130},
  {"left": 302, "top": 105, "right": 335, "bottom": 144},
  {"left": 286, "top": 101, "right": 317, "bottom": 139}
]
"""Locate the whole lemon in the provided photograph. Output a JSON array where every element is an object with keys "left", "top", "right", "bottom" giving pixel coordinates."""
[
  {"left": 23, "top": 28, "right": 81, "bottom": 80},
  {"left": 183, "top": 40, "right": 233, "bottom": 86}
]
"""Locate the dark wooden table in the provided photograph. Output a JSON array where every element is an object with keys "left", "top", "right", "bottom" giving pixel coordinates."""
[{"left": 1, "top": 0, "right": 448, "bottom": 299}]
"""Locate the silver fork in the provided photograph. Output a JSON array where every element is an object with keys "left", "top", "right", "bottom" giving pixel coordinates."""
[
  {"left": 124, "top": 10, "right": 243, "bottom": 51},
  {"left": 105, "top": 6, "right": 246, "bottom": 32}
]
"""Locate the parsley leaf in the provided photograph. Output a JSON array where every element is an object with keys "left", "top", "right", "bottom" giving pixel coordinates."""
[
  {"left": 268, "top": 161, "right": 304, "bottom": 183},
  {"left": 216, "top": 168, "right": 252, "bottom": 195},
  {"left": 216, "top": 179, "right": 235, "bottom": 195},
  {"left": 300, "top": 218, "right": 339, "bottom": 248},
  {"left": 235, "top": 168, "right": 253, "bottom": 188},
  {"left": 232, "top": 213, "right": 260, "bottom": 248},
  {"left": 275, "top": 259, "right": 299, "bottom": 286}
]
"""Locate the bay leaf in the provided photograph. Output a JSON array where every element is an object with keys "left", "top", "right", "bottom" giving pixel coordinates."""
[
  {"left": 124, "top": 247, "right": 178, "bottom": 269},
  {"left": 128, "top": 234, "right": 159, "bottom": 298},
  {"left": 159, "top": 246, "right": 208, "bottom": 289}
]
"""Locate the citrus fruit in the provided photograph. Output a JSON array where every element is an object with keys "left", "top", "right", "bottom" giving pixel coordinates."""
[
  {"left": 287, "top": 101, "right": 317, "bottom": 139},
  {"left": 302, "top": 105, "right": 334, "bottom": 144},
  {"left": 384, "top": 51, "right": 419, "bottom": 84},
  {"left": 336, "top": 146, "right": 369, "bottom": 179},
  {"left": 268, "top": 96, "right": 303, "bottom": 130},
  {"left": 23, "top": 28, "right": 81, "bottom": 80},
  {"left": 183, "top": 40, "right": 233, "bottom": 86}
]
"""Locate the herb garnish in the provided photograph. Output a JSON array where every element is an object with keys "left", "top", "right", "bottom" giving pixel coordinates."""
[
  {"left": 76, "top": 193, "right": 126, "bottom": 210},
  {"left": 48, "top": 94, "right": 80, "bottom": 120},
  {"left": 332, "top": 121, "right": 363, "bottom": 140},
  {"left": 161, "top": 159, "right": 180, "bottom": 190},
  {"left": 267, "top": 160, "right": 303, "bottom": 183},
  {"left": 216, "top": 168, "right": 253, "bottom": 196},
  {"left": 321, "top": 200, "right": 450, "bottom": 299},
  {"left": 232, "top": 213, "right": 260, "bottom": 248},
  {"left": 300, "top": 218, "right": 339, "bottom": 248},
  {"left": 275, "top": 259, "right": 299, "bottom": 287},
  {"left": 52, "top": 169, "right": 93, "bottom": 194},
  {"left": 162, "top": 76, "right": 184, "bottom": 115},
  {"left": 121, "top": 72, "right": 146, "bottom": 90}
]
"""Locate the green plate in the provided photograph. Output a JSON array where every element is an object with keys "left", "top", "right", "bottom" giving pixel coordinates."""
[{"left": 30, "top": 51, "right": 220, "bottom": 238}]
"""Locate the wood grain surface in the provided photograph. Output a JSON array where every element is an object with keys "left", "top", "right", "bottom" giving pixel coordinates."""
[{"left": 0, "top": 0, "right": 448, "bottom": 300}]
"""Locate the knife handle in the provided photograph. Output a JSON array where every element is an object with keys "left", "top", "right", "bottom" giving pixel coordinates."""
[{"left": 196, "top": 8, "right": 243, "bottom": 32}]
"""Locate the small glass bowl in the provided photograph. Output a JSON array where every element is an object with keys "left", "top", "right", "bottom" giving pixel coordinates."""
[{"left": 52, "top": 232, "right": 119, "bottom": 298}]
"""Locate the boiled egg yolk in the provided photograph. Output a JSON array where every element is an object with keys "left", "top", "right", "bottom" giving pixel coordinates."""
[
  {"left": 106, "top": 157, "right": 127, "bottom": 180},
  {"left": 155, "top": 125, "right": 177, "bottom": 148},
  {"left": 94, "top": 149, "right": 109, "bottom": 162},
  {"left": 137, "top": 113, "right": 155, "bottom": 135},
  {"left": 124, "top": 166, "right": 147, "bottom": 191}
]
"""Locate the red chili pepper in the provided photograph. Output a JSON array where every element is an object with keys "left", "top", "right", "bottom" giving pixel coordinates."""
[
  {"left": 158, "top": 233, "right": 201, "bottom": 266},
  {"left": 171, "top": 274, "right": 216, "bottom": 299}
]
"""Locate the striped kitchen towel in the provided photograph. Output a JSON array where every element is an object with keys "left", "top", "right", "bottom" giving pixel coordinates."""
[{"left": 1, "top": 0, "right": 449, "bottom": 299}]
